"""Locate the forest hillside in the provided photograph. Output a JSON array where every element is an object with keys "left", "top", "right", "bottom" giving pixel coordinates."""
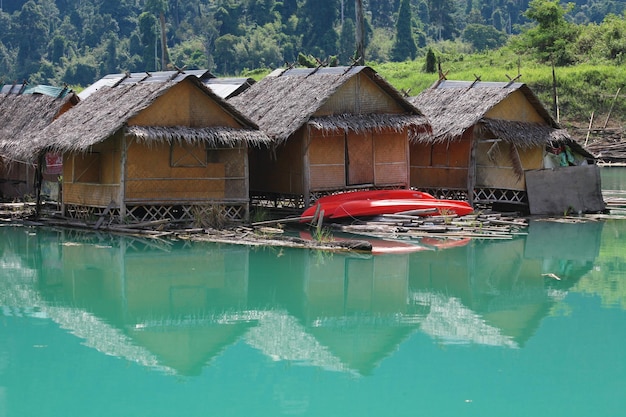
[{"left": 1, "top": 0, "right": 626, "bottom": 135}]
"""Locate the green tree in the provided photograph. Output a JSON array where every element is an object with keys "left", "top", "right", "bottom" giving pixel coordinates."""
[
  {"left": 519, "top": 0, "right": 579, "bottom": 65},
  {"left": 462, "top": 23, "right": 508, "bottom": 51},
  {"left": 297, "top": 0, "right": 339, "bottom": 59},
  {"left": 138, "top": 11, "right": 158, "bottom": 71},
  {"left": 339, "top": 18, "right": 356, "bottom": 63},
  {"left": 390, "top": 0, "right": 417, "bottom": 62},
  {"left": 427, "top": 0, "right": 459, "bottom": 40},
  {"left": 424, "top": 47, "right": 436, "bottom": 73},
  {"left": 145, "top": 0, "right": 169, "bottom": 70},
  {"left": 15, "top": 1, "right": 49, "bottom": 79}
]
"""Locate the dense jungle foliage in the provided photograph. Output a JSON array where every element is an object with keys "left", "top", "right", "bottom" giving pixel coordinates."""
[{"left": 1, "top": 0, "right": 626, "bottom": 127}]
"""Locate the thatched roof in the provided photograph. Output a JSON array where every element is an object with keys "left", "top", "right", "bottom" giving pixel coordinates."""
[
  {"left": 0, "top": 92, "right": 78, "bottom": 163},
  {"left": 410, "top": 80, "right": 566, "bottom": 146},
  {"left": 229, "top": 66, "right": 431, "bottom": 143},
  {"left": 126, "top": 125, "right": 269, "bottom": 147},
  {"left": 29, "top": 75, "right": 268, "bottom": 159}
]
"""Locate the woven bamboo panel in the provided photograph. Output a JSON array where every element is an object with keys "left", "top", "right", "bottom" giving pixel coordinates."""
[
  {"left": 486, "top": 90, "right": 545, "bottom": 123},
  {"left": 309, "top": 165, "right": 345, "bottom": 190},
  {"left": 317, "top": 74, "right": 404, "bottom": 114},
  {"left": 223, "top": 178, "right": 246, "bottom": 198},
  {"left": 125, "top": 178, "right": 226, "bottom": 200},
  {"left": 410, "top": 143, "right": 432, "bottom": 166},
  {"left": 129, "top": 81, "right": 239, "bottom": 127},
  {"left": 410, "top": 167, "right": 468, "bottom": 188},
  {"left": 373, "top": 131, "right": 405, "bottom": 163},
  {"left": 476, "top": 166, "right": 525, "bottom": 190},
  {"left": 100, "top": 149, "right": 121, "bottom": 183},
  {"left": 72, "top": 153, "right": 101, "bottom": 183},
  {"left": 347, "top": 132, "right": 374, "bottom": 185},
  {"left": 308, "top": 133, "right": 345, "bottom": 164},
  {"left": 375, "top": 162, "right": 407, "bottom": 186},
  {"left": 63, "top": 183, "right": 120, "bottom": 207},
  {"left": 445, "top": 140, "right": 471, "bottom": 167},
  {"left": 477, "top": 142, "right": 542, "bottom": 168}
]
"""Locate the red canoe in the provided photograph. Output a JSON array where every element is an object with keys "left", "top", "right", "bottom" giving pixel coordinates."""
[
  {"left": 330, "top": 198, "right": 474, "bottom": 219},
  {"left": 301, "top": 189, "right": 435, "bottom": 221}
]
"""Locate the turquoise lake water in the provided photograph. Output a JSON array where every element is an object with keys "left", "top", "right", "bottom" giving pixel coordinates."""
[{"left": 1, "top": 168, "right": 625, "bottom": 417}]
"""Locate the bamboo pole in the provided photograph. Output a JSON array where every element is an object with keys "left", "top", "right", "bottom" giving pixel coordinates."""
[
  {"left": 585, "top": 111, "right": 594, "bottom": 146},
  {"left": 603, "top": 87, "right": 621, "bottom": 129}
]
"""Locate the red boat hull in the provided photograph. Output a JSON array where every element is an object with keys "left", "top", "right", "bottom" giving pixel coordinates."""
[
  {"left": 330, "top": 198, "right": 473, "bottom": 219},
  {"left": 301, "top": 189, "right": 435, "bottom": 221}
]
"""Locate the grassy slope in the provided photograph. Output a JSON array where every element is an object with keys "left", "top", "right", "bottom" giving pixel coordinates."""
[{"left": 372, "top": 49, "right": 626, "bottom": 137}]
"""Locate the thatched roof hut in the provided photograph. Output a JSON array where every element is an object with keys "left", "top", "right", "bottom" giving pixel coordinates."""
[
  {"left": 0, "top": 85, "right": 79, "bottom": 199},
  {"left": 33, "top": 74, "right": 267, "bottom": 157},
  {"left": 31, "top": 72, "right": 270, "bottom": 224},
  {"left": 408, "top": 80, "right": 600, "bottom": 212},
  {"left": 230, "top": 66, "right": 432, "bottom": 206}
]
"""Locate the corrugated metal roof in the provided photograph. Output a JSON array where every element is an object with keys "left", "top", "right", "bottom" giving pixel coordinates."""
[
  {"left": 1, "top": 84, "right": 73, "bottom": 97},
  {"left": 78, "top": 69, "right": 214, "bottom": 100}
]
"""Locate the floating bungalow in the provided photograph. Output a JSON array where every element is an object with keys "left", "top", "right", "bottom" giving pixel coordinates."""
[
  {"left": 0, "top": 84, "right": 79, "bottom": 200},
  {"left": 30, "top": 71, "right": 269, "bottom": 224},
  {"left": 229, "top": 66, "right": 432, "bottom": 208},
  {"left": 410, "top": 80, "right": 604, "bottom": 214}
]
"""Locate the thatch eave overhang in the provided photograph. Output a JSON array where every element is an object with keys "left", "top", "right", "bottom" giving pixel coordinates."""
[
  {"left": 307, "top": 113, "right": 432, "bottom": 142},
  {"left": 125, "top": 125, "right": 271, "bottom": 148},
  {"left": 478, "top": 118, "right": 571, "bottom": 148}
]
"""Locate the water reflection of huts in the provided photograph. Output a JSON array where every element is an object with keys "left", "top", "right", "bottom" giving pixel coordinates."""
[{"left": 21, "top": 219, "right": 600, "bottom": 376}]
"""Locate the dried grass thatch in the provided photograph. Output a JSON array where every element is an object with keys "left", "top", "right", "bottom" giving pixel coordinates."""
[
  {"left": 308, "top": 113, "right": 431, "bottom": 142},
  {"left": 478, "top": 119, "right": 571, "bottom": 148},
  {"left": 229, "top": 66, "right": 431, "bottom": 143},
  {"left": 410, "top": 81, "right": 561, "bottom": 145},
  {"left": 126, "top": 125, "right": 269, "bottom": 148},
  {"left": 29, "top": 75, "right": 266, "bottom": 158},
  {"left": 0, "top": 93, "right": 77, "bottom": 163}
]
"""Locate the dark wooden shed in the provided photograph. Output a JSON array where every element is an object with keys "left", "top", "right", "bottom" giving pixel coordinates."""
[
  {"left": 0, "top": 84, "right": 79, "bottom": 200},
  {"left": 229, "top": 66, "right": 431, "bottom": 207}
]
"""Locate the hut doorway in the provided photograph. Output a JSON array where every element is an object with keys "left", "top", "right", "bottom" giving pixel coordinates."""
[{"left": 345, "top": 131, "right": 374, "bottom": 186}]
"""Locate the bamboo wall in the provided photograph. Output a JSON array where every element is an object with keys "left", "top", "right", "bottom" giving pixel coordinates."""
[
  {"left": 486, "top": 90, "right": 545, "bottom": 123},
  {"left": 125, "top": 141, "right": 247, "bottom": 203},
  {"left": 129, "top": 81, "right": 240, "bottom": 128},
  {"left": 249, "top": 129, "right": 305, "bottom": 195},
  {"left": 308, "top": 130, "right": 345, "bottom": 190},
  {"left": 63, "top": 134, "right": 122, "bottom": 208},
  {"left": 410, "top": 136, "right": 471, "bottom": 189},
  {"left": 308, "top": 127, "right": 409, "bottom": 192},
  {"left": 317, "top": 73, "right": 405, "bottom": 115},
  {"left": 475, "top": 140, "right": 543, "bottom": 190}
]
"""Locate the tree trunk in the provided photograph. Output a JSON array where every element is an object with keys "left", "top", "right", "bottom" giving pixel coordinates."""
[
  {"left": 355, "top": 0, "right": 365, "bottom": 64},
  {"left": 159, "top": 12, "right": 169, "bottom": 70}
]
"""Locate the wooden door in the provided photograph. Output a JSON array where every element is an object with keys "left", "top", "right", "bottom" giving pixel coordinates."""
[{"left": 346, "top": 131, "right": 373, "bottom": 185}]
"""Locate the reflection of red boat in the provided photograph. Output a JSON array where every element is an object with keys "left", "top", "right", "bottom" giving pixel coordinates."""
[
  {"left": 420, "top": 237, "right": 471, "bottom": 250},
  {"left": 301, "top": 189, "right": 435, "bottom": 221},
  {"left": 330, "top": 198, "right": 474, "bottom": 219},
  {"left": 299, "top": 231, "right": 428, "bottom": 254}
]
